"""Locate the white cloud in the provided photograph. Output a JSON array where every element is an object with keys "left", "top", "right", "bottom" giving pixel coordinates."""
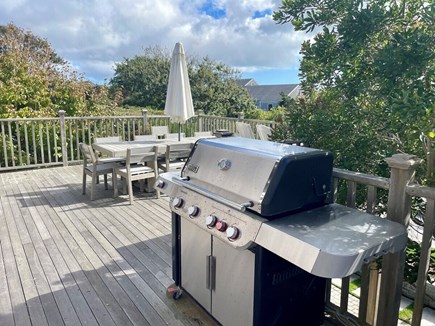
[{"left": 0, "top": 0, "right": 310, "bottom": 83}]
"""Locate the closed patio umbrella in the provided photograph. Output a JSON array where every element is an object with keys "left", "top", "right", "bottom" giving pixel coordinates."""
[{"left": 164, "top": 42, "right": 194, "bottom": 141}]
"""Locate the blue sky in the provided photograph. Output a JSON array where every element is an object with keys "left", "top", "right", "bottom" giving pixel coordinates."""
[{"left": 0, "top": 0, "right": 310, "bottom": 85}]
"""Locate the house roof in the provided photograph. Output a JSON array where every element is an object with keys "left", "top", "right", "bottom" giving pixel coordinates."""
[
  {"left": 235, "top": 78, "right": 257, "bottom": 87},
  {"left": 244, "top": 84, "right": 300, "bottom": 103}
]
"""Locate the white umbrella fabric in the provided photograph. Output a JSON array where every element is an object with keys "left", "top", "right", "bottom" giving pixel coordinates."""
[{"left": 164, "top": 42, "right": 194, "bottom": 140}]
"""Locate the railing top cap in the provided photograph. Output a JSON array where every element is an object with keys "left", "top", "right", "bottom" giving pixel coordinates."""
[{"left": 385, "top": 153, "right": 423, "bottom": 170}]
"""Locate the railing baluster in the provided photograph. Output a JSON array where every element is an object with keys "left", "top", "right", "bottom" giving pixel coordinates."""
[
  {"left": 367, "top": 185, "right": 377, "bottom": 214},
  {"left": 38, "top": 121, "right": 45, "bottom": 164},
  {"left": 46, "top": 120, "right": 51, "bottom": 163},
  {"left": 128, "top": 120, "right": 132, "bottom": 141},
  {"left": 131, "top": 120, "right": 135, "bottom": 140},
  {"left": 347, "top": 180, "right": 357, "bottom": 208},
  {"left": 53, "top": 120, "right": 58, "bottom": 163},
  {"left": 24, "top": 121, "right": 30, "bottom": 165},
  {"left": 7, "top": 121, "right": 15, "bottom": 167},
  {"left": 69, "top": 121, "right": 74, "bottom": 161},
  {"left": 359, "top": 185, "right": 380, "bottom": 325},
  {"left": 411, "top": 198, "right": 435, "bottom": 326},
  {"left": 1, "top": 121, "right": 8, "bottom": 168},
  {"left": 340, "top": 276, "right": 350, "bottom": 314},
  {"left": 16, "top": 121, "right": 23, "bottom": 166},
  {"left": 31, "top": 121, "right": 37, "bottom": 164}
]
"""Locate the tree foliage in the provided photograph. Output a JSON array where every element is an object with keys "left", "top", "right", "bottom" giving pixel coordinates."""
[
  {"left": 110, "top": 47, "right": 257, "bottom": 117},
  {"left": 110, "top": 46, "right": 171, "bottom": 109},
  {"left": 273, "top": 0, "right": 434, "bottom": 182},
  {"left": 0, "top": 23, "right": 119, "bottom": 118}
]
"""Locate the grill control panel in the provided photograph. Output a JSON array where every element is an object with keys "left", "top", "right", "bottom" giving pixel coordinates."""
[{"left": 156, "top": 173, "right": 265, "bottom": 249}]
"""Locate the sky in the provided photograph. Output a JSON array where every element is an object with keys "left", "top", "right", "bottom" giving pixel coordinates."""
[{"left": 0, "top": 0, "right": 312, "bottom": 85}]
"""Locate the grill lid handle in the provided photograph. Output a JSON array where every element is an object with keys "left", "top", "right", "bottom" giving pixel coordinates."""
[{"left": 172, "top": 176, "right": 253, "bottom": 212}]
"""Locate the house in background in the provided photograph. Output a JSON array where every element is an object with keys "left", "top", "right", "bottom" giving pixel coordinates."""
[{"left": 236, "top": 78, "right": 302, "bottom": 111}]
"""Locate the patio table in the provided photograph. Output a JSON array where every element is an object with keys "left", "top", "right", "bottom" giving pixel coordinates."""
[
  {"left": 92, "top": 138, "right": 199, "bottom": 193},
  {"left": 92, "top": 137, "right": 213, "bottom": 158},
  {"left": 93, "top": 139, "right": 167, "bottom": 158}
]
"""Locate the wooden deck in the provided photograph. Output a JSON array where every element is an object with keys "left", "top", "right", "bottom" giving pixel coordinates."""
[{"left": 0, "top": 165, "right": 218, "bottom": 326}]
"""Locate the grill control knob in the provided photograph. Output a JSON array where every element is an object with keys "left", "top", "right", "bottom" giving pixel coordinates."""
[
  {"left": 215, "top": 221, "right": 227, "bottom": 232},
  {"left": 205, "top": 215, "right": 217, "bottom": 227},
  {"left": 187, "top": 206, "right": 199, "bottom": 218},
  {"left": 155, "top": 180, "right": 165, "bottom": 189},
  {"left": 226, "top": 226, "right": 239, "bottom": 240},
  {"left": 172, "top": 197, "right": 184, "bottom": 208}
]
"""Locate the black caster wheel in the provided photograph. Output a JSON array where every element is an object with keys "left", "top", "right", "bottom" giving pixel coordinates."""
[{"left": 173, "top": 290, "right": 182, "bottom": 300}]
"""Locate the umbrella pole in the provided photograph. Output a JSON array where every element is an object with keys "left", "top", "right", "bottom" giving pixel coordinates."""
[{"left": 178, "top": 122, "right": 181, "bottom": 141}]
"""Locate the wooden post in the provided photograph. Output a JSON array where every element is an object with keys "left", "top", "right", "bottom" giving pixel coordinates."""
[
  {"left": 142, "top": 109, "right": 148, "bottom": 134},
  {"left": 58, "top": 110, "right": 68, "bottom": 167},
  {"left": 376, "top": 154, "right": 422, "bottom": 326},
  {"left": 237, "top": 112, "right": 245, "bottom": 121},
  {"left": 197, "top": 109, "right": 204, "bottom": 132}
]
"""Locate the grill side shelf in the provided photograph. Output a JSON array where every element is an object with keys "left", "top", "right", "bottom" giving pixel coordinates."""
[{"left": 255, "top": 203, "right": 408, "bottom": 278}]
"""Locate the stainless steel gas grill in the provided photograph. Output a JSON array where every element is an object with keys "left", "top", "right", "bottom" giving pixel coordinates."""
[{"left": 155, "top": 137, "right": 407, "bottom": 326}]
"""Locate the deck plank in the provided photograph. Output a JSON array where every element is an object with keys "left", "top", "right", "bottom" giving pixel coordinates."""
[
  {"left": 0, "top": 165, "right": 218, "bottom": 326},
  {"left": 0, "top": 231, "right": 15, "bottom": 326}
]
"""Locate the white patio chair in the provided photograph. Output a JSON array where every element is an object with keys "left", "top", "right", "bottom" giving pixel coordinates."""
[
  {"left": 134, "top": 134, "right": 157, "bottom": 141},
  {"left": 256, "top": 124, "right": 272, "bottom": 141},
  {"left": 158, "top": 142, "right": 194, "bottom": 173},
  {"left": 151, "top": 126, "right": 169, "bottom": 138},
  {"left": 194, "top": 131, "right": 213, "bottom": 138},
  {"left": 235, "top": 122, "right": 255, "bottom": 139},
  {"left": 113, "top": 146, "right": 162, "bottom": 204},
  {"left": 79, "top": 143, "right": 124, "bottom": 201},
  {"left": 165, "top": 133, "right": 185, "bottom": 140}
]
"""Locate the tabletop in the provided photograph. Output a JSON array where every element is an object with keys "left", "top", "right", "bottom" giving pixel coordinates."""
[{"left": 93, "top": 138, "right": 200, "bottom": 157}]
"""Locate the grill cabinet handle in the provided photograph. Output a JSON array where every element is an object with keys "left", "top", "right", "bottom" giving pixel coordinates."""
[
  {"left": 206, "top": 256, "right": 210, "bottom": 289},
  {"left": 206, "top": 255, "right": 216, "bottom": 290},
  {"left": 173, "top": 176, "right": 253, "bottom": 212}
]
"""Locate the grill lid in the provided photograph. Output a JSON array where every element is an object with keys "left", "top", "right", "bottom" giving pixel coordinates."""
[{"left": 182, "top": 137, "right": 333, "bottom": 218}]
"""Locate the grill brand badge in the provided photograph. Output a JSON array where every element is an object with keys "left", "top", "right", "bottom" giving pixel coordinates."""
[
  {"left": 186, "top": 163, "right": 199, "bottom": 173},
  {"left": 218, "top": 158, "right": 232, "bottom": 171}
]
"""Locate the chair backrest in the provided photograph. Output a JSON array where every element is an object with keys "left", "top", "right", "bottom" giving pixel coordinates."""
[
  {"left": 134, "top": 134, "right": 157, "bottom": 141},
  {"left": 235, "top": 122, "right": 255, "bottom": 139},
  {"left": 79, "top": 143, "right": 97, "bottom": 165},
  {"left": 126, "top": 146, "right": 159, "bottom": 166},
  {"left": 166, "top": 142, "right": 194, "bottom": 161},
  {"left": 165, "top": 133, "right": 185, "bottom": 140},
  {"left": 194, "top": 131, "right": 213, "bottom": 138},
  {"left": 151, "top": 126, "right": 169, "bottom": 137},
  {"left": 94, "top": 136, "right": 121, "bottom": 143},
  {"left": 256, "top": 124, "right": 272, "bottom": 141}
]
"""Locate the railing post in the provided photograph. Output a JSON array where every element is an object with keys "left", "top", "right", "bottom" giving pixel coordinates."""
[
  {"left": 197, "top": 110, "right": 204, "bottom": 132},
  {"left": 142, "top": 109, "right": 148, "bottom": 134},
  {"left": 237, "top": 112, "right": 245, "bottom": 121},
  {"left": 58, "top": 110, "right": 68, "bottom": 167},
  {"left": 376, "top": 153, "right": 422, "bottom": 326}
]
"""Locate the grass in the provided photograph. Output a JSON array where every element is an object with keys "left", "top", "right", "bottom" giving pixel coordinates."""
[
  {"left": 349, "top": 278, "right": 362, "bottom": 293},
  {"left": 398, "top": 303, "right": 414, "bottom": 323}
]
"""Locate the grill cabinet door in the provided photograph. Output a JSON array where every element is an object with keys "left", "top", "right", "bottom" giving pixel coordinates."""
[
  {"left": 180, "top": 218, "right": 212, "bottom": 311},
  {"left": 212, "top": 238, "right": 255, "bottom": 326}
]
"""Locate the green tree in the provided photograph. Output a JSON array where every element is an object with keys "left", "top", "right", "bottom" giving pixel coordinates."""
[
  {"left": 0, "top": 23, "right": 117, "bottom": 118},
  {"left": 110, "top": 46, "right": 171, "bottom": 109},
  {"left": 273, "top": 0, "right": 434, "bottom": 181},
  {"left": 110, "top": 47, "right": 257, "bottom": 117}
]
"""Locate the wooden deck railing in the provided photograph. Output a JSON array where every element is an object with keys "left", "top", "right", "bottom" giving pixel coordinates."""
[
  {"left": 0, "top": 110, "right": 275, "bottom": 171},
  {"left": 1, "top": 111, "right": 434, "bottom": 326}
]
